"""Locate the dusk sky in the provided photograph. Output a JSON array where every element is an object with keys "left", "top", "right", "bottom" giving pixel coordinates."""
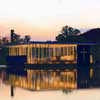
[{"left": 0, "top": 0, "right": 100, "bottom": 40}]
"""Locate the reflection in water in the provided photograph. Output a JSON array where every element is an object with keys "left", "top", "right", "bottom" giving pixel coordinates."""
[
  {"left": 0, "top": 84, "right": 100, "bottom": 100},
  {"left": 62, "top": 89, "right": 73, "bottom": 95},
  {"left": 1, "top": 69, "right": 100, "bottom": 100},
  {"left": 5, "top": 69, "right": 77, "bottom": 91}
]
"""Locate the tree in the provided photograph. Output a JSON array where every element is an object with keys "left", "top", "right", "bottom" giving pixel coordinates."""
[
  {"left": 56, "top": 34, "right": 66, "bottom": 42},
  {"left": 24, "top": 35, "right": 31, "bottom": 43},
  {"left": 56, "top": 25, "right": 80, "bottom": 42},
  {"left": 10, "top": 29, "right": 21, "bottom": 44},
  {"left": 2, "top": 37, "right": 9, "bottom": 44},
  {"left": 61, "top": 25, "right": 80, "bottom": 36}
]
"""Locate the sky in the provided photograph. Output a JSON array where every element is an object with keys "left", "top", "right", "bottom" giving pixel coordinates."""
[{"left": 0, "top": 0, "right": 100, "bottom": 40}]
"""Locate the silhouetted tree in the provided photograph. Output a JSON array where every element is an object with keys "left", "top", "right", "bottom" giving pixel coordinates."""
[
  {"left": 19, "top": 38, "right": 24, "bottom": 43},
  {"left": 24, "top": 35, "right": 31, "bottom": 43},
  {"left": 2, "top": 37, "right": 9, "bottom": 44},
  {"left": 10, "top": 29, "right": 21, "bottom": 44},
  {"left": 56, "top": 25, "right": 80, "bottom": 42},
  {"left": 61, "top": 25, "right": 80, "bottom": 36}
]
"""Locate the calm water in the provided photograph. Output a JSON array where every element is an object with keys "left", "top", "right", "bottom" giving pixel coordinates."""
[
  {"left": 0, "top": 84, "right": 100, "bottom": 100},
  {"left": 0, "top": 68, "right": 100, "bottom": 100},
  {"left": 2, "top": 69, "right": 77, "bottom": 90}
]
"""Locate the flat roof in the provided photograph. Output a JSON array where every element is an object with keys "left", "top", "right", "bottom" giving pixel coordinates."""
[{"left": 4, "top": 41, "right": 100, "bottom": 46}]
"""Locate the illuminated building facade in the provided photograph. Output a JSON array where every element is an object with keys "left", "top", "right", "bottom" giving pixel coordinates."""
[
  {"left": 6, "top": 42, "right": 94, "bottom": 90},
  {"left": 8, "top": 43, "right": 77, "bottom": 64}
]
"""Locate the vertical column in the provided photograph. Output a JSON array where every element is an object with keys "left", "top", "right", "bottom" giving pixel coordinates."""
[
  {"left": 30, "top": 45, "right": 32, "bottom": 64},
  {"left": 12, "top": 47, "right": 14, "bottom": 56},
  {"left": 34, "top": 44, "right": 36, "bottom": 64},
  {"left": 11, "top": 85, "right": 14, "bottom": 97},
  {"left": 9, "top": 47, "right": 11, "bottom": 56},
  {"left": 53, "top": 45, "right": 55, "bottom": 57},
  {"left": 41, "top": 45, "right": 44, "bottom": 63}
]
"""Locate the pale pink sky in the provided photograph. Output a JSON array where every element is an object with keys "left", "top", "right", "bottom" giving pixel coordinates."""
[{"left": 0, "top": 0, "right": 100, "bottom": 40}]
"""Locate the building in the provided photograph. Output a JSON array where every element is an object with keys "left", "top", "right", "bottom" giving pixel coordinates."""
[{"left": 6, "top": 42, "right": 94, "bottom": 90}]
